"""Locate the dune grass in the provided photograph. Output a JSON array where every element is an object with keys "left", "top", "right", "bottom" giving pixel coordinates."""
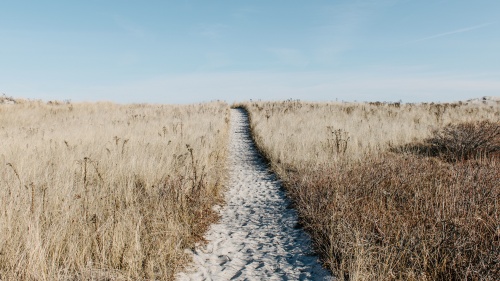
[
  {"left": 0, "top": 99, "right": 229, "bottom": 280},
  {"left": 241, "top": 100, "right": 499, "bottom": 280}
]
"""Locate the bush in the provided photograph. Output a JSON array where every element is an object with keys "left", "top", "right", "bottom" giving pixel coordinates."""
[
  {"left": 427, "top": 121, "right": 500, "bottom": 161},
  {"left": 287, "top": 155, "right": 499, "bottom": 280}
]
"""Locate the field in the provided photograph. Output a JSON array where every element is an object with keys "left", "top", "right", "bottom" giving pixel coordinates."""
[
  {"left": 0, "top": 99, "right": 229, "bottom": 280},
  {"left": 1, "top": 96, "right": 499, "bottom": 280},
  {"left": 241, "top": 100, "right": 500, "bottom": 280}
]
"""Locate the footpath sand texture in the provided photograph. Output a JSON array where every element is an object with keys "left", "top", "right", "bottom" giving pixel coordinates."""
[{"left": 177, "top": 108, "right": 332, "bottom": 281}]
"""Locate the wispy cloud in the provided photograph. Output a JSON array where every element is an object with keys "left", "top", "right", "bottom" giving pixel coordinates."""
[
  {"left": 62, "top": 70, "right": 500, "bottom": 104},
  {"left": 10, "top": 69, "right": 500, "bottom": 104},
  {"left": 410, "top": 22, "right": 495, "bottom": 43},
  {"left": 312, "top": 0, "right": 397, "bottom": 63}
]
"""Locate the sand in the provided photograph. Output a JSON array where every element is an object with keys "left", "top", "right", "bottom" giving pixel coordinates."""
[{"left": 177, "top": 108, "right": 332, "bottom": 281}]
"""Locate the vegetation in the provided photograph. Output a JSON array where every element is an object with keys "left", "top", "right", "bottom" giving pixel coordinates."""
[
  {"left": 241, "top": 100, "right": 499, "bottom": 280},
  {"left": 2, "top": 95, "right": 498, "bottom": 280},
  {"left": 424, "top": 120, "right": 500, "bottom": 161},
  {"left": 0, "top": 99, "right": 229, "bottom": 280}
]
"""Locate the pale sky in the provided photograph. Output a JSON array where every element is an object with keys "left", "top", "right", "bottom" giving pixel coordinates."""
[{"left": 1, "top": 0, "right": 499, "bottom": 104}]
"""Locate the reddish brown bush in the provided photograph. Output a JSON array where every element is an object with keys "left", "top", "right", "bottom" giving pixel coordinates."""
[
  {"left": 287, "top": 155, "right": 499, "bottom": 280},
  {"left": 242, "top": 102, "right": 500, "bottom": 280},
  {"left": 427, "top": 121, "right": 500, "bottom": 161}
]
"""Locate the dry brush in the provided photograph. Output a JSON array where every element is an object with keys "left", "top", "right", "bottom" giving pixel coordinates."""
[
  {"left": 240, "top": 100, "right": 500, "bottom": 280},
  {"left": 0, "top": 100, "right": 229, "bottom": 280}
]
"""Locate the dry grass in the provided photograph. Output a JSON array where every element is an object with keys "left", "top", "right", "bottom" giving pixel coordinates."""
[
  {"left": 0, "top": 99, "right": 229, "bottom": 280},
  {"left": 240, "top": 100, "right": 500, "bottom": 280},
  {"left": 240, "top": 100, "right": 499, "bottom": 170}
]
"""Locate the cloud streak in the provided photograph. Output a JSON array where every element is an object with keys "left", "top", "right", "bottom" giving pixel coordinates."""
[
  {"left": 411, "top": 22, "right": 495, "bottom": 43},
  {"left": 56, "top": 70, "right": 500, "bottom": 104},
  {"left": 7, "top": 69, "right": 500, "bottom": 104}
]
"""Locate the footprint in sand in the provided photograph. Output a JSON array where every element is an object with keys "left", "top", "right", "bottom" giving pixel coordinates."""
[{"left": 177, "top": 108, "right": 332, "bottom": 281}]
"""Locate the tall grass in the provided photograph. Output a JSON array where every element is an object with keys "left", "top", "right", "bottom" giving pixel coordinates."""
[
  {"left": 0, "top": 99, "right": 229, "bottom": 280},
  {"left": 240, "top": 100, "right": 499, "bottom": 280}
]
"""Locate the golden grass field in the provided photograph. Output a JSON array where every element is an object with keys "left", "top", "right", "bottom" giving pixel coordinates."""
[
  {"left": 241, "top": 100, "right": 499, "bottom": 280},
  {"left": 0, "top": 98, "right": 229, "bottom": 280},
  {"left": 1, "top": 95, "right": 499, "bottom": 280}
]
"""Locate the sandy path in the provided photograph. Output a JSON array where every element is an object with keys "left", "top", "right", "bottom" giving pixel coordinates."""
[{"left": 177, "top": 108, "right": 332, "bottom": 281}]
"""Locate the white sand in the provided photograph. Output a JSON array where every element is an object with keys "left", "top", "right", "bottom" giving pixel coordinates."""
[{"left": 177, "top": 108, "right": 332, "bottom": 281}]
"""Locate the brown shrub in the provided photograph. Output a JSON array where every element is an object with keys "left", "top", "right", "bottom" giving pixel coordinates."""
[
  {"left": 241, "top": 101, "right": 500, "bottom": 280},
  {"left": 287, "top": 155, "right": 499, "bottom": 280},
  {"left": 427, "top": 121, "right": 500, "bottom": 161}
]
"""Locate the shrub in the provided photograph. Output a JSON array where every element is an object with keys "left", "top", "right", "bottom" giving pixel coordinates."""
[
  {"left": 427, "top": 121, "right": 500, "bottom": 161},
  {"left": 288, "top": 155, "right": 499, "bottom": 280},
  {"left": 243, "top": 101, "right": 500, "bottom": 280}
]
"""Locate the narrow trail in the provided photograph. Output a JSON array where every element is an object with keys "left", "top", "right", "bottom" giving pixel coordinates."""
[{"left": 177, "top": 108, "right": 332, "bottom": 281}]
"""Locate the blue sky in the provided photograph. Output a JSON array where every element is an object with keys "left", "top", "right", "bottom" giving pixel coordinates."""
[{"left": 1, "top": 0, "right": 499, "bottom": 103}]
